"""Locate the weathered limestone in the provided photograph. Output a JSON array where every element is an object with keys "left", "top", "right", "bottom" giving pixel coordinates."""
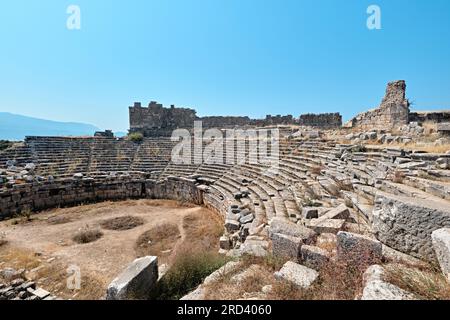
[
  {"left": 271, "top": 233, "right": 303, "bottom": 260},
  {"left": 0, "top": 174, "right": 204, "bottom": 220},
  {"left": 337, "top": 231, "right": 382, "bottom": 263},
  {"left": 300, "top": 245, "right": 330, "bottom": 270},
  {"left": 431, "top": 228, "right": 450, "bottom": 280},
  {"left": 129, "top": 101, "right": 342, "bottom": 137},
  {"left": 274, "top": 261, "right": 319, "bottom": 289},
  {"left": 361, "top": 265, "right": 416, "bottom": 300},
  {"left": 373, "top": 192, "right": 450, "bottom": 261},
  {"left": 180, "top": 261, "right": 241, "bottom": 300},
  {"left": 346, "top": 80, "right": 410, "bottom": 130},
  {"left": 106, "top": 256, "right": 158, "bottom": 300},
  {"left": 269, "top": 217, "right": 316, "bottom": 243}
]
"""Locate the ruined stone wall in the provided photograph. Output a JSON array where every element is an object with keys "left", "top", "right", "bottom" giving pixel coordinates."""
[
  {"left": 346, "top": 80, "right": 410, "bottom": 130},
  {"left": 130, "top": 101, "right": 343, "bottom": 136},
  {"left": 129, "top": 102, "right": 197, "bottom": 136},
  {"left": 298, "top": 113, "right": 342, "bottom": 128},
  {"left": 0, "top": 175, "right": 204, "bottom": 220},
  {"left": 409, "top": 111, "right": 450, "bottom": 124}
]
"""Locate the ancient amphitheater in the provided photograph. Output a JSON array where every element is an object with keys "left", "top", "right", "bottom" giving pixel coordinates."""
[{"left": 1, "top": 80, "right": 450, "bottom": 300}]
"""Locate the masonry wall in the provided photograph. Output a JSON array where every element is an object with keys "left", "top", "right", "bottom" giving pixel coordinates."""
[
  {"left": 298, "top": 113, "right": 342, "bottom": 128},
  {"left": 129, "top": 101, "right": 343, "bottom": 136},
  {"left": 409, "top": 111, "right": 450, "bottom": 124},
  {"left": 0, "top": 176, "right": 204, "bottom": 220}
]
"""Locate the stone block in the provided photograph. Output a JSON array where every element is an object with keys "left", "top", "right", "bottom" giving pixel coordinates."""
[
  {"left": 271, "top": 232, "right": 302, "bottom": 260},
  {"left": 361, "top": 265, "right": 416, "bottom": 300},
  {"left": 337, "top": 231, "right": 382, "bottom": 263},
  {"left": 300, "top": 245, "right": 330, "bottom": 270},
  {"left": 311, "top": 219, "right": 345, "bottom": 234},
  {"left": 431, "top": 228, "right": 450, "bottom": 281},
  {"left": 302, "top": 207, "right": 318, "bottom": 219},
  {"left": 225, "top": 219, "right": 240, "bottom": 233},
  {"left": 106, "top": 256, "right": 158, "bottom": 300},
  {"left": 373, "top": 191, "right": 450, "bottom": 261},
  {"left": 274, "top": 261, "right": 318, "bottom": 289},
  {"left": 269, "top": 217, "right": 316, "bottom": 244}
]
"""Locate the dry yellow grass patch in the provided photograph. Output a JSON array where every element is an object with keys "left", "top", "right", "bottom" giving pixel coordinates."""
[
  {"left": 202, "top": 255, "right": 287, "bottom": 300},
  {"left": 0, "top": 246, "right": 41, "bottom": 271},
  {"left": 384, "top": 264, "right": 450, "bottom": 300},
  {"left": 135, "top": 222, "right": 180, "bottom": 258},
  {"left": 180, "top": 210, "right": 223, "bottom": 252}
]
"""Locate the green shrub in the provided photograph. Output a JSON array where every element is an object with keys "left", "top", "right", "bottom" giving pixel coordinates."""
[
  {"left": 128, "top": 132, "right": 144, "bottom": 143},
  {"left": 150, "top": 250, "right": 229, "bottom": 300}
]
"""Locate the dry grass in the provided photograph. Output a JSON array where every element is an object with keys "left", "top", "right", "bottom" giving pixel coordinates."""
[
  {"left": 311, "top": 165, "right": 324, "bottom": 175},
  {"left": 47, "top": 215, "right": 72, "bottom": 225},
  {"left": 202, "top": 255, "right": 287, "bottom": 300},
  {"left": 151, "top": 249, "right": 229, "bottom": 300},
  {"left": 100, "top": 215, "right": 144, "bottom": 231},
  {"left": 72, "top": 228, "right": 103, "bottom": 244},
  {"left": 36, "top": 263, "right": 107, "bottom": 300},
  {"left": 384, "top": 264, "right": 450, "bottom": 300},
  {"left": 0, "top": 246, "right": 41, "bottom": 271},
  {"left": 180, "top": 210, "right": 223, "bottom": 252},
  {"left": 381, "top": 141, "right": 450, "bottom": 154},
  {"left": 270, "top": 248, "right": 378, "bottom": 300},
  {"left": 135, "top": 222, "right": 180, "bottom": 257}
]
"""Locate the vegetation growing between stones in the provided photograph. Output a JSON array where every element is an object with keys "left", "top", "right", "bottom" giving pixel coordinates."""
[
  {"left": 384, "top": 264, "right": 450, "bottom": 300},
  {"left": 127, "top": 132, "right": 144, "bottom": 142},
  {"left": 150, "top": 250, "right": 229, "bottom": 300}
]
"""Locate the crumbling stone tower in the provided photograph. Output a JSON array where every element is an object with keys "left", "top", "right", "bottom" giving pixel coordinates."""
[{"left": 346, "top": 80, "right": 410, "bottom": 130}]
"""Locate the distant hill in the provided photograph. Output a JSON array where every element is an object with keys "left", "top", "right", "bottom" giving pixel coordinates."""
[{"left": 0, "top": 112, "right": 100, "bottom": 141}]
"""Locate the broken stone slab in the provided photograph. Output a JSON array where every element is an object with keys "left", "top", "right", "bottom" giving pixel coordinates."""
[
  {"left": 274, "top": 261, "right": 318, "bottom": 289},
  {"left": 239, "top": 213, "right": 254, "bottom": 224},
  {"left": 239, "top": 240, "right": 269, "bottom": 257},
  {"left": 300, "top": 245, "right": 330, "bottom": 270},
  {"left": 431, "top": 228, "right": 450, "bottom": 281},
  {"left": 31, "top": 288, "right": 50, "bottom": 300},
  {"left": 271, "top": 232, "right": 302, "bottom": 260},
  {"left": 230, "top": 264, "right": 265, "bottom": 284},
  {"left": 203, "top": 261, "right": 241, "bottom": 286},
  {"left": 381, "top": 245, "right": 428, "bottom": 268},
  {"left": 361, "top": 265, "right": 416, "bottom": 300},
  {"left": 225, "top": 219, "right": 240, "bottom": 233},
  {"left": 219, "top": 235, "right": 231, "bottom": 250},
  {"left": 269, "top": 217, "right": 316, "bottom": 244},
  {"left": 373, "top": 191, "right": 450, "bottom": 262},
  {"left": 308, "top": 204, "right": 350, "bottom": 229},
  {"left": 106, "top": 256, "right": 158, "bottom": 300},
  {"left": 310, "top": 219, "right": 346, "bottom": 234},
  {"left": 302, "top": 207, "right": 318, "bottom": 219},
  {"left": 337, "top": 231, "right": 382, "bottom": 264}
]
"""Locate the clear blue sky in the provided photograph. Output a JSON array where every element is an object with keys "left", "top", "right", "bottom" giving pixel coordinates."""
[{"left": 0, "top": 0, "right": 449, "bottom": 131}]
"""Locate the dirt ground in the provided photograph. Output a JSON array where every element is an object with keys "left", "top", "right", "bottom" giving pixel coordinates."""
[{"left": 0, "top": 199, "right": 223, "bottom": 299}]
